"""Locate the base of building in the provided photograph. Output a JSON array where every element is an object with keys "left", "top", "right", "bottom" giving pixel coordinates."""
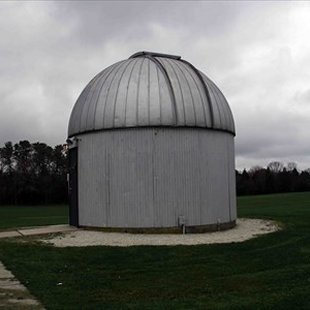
[{"left": 78, "top": 220, "right": 236, "bottom": 234}]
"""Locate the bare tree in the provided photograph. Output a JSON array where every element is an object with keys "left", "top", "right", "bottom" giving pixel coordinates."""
[
  {"left": 287, "top": 162, "right": 297, "bottom": 171},
  {"left": 267, "top": 161, "right": 284, "bottom": 173}
]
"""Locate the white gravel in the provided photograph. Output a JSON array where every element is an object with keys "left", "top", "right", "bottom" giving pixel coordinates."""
[{"left": 42, "top": 218, "right": 279, "bottom": 247}]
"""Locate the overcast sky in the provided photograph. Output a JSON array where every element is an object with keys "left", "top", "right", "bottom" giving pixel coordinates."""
[{"left": 1, "top": 1, "right": 310, "bottom": 170}]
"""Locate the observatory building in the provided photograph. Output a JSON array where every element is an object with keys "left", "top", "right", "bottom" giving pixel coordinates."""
[{"left": 67, "top": 51, "right": 236, "bottom": 232}]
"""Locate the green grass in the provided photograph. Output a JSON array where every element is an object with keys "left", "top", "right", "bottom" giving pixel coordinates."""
[
  {"left": 0, "top": 205, "right": 68, "bottom": 230},
  {"left": 0, "top": 192, "right": 309, "bottom": 309}
]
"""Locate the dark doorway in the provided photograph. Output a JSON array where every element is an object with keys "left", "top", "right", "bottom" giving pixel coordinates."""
[{"left": 68, "top": 147, "right": 78, "bottom": 226}]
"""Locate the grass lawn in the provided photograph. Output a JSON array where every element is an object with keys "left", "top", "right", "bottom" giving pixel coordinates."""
[
  {"left": 0, "top": 205, "right": 68, "bottom": 230},
  {"left": 0, "top": 192, "right": 309, "bottom": 309}
]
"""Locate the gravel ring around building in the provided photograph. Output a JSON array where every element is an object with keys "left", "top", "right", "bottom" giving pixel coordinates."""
[{"left": 41, "top": 218, "right": 280, "bottom": 247}]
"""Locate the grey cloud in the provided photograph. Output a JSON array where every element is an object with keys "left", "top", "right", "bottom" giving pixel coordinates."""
[
  {"left": 53, "top": 1, "right": 244, "bottom": 44},
  {"left": 294, "top": 89, "right": 310, "bottom": 105}
]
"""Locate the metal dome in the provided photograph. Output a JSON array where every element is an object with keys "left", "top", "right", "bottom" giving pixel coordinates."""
[{"left": 68, "top": 51, "right": 235, "bottom": 137}]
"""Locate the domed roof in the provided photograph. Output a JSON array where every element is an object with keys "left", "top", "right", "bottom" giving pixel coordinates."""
[{"left": 68, "top": 51, "right": 235, "bottom": 137}]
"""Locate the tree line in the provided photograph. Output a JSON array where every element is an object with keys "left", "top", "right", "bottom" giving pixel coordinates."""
[
  {"left": 236, "top": 161, "right": 310, "bottom": 196},
  {"left": 0, "top": 141, "right": 68, "bottom": 205},
  {"left": 0, "top": 140, "right": 310, "bottom": 205}
]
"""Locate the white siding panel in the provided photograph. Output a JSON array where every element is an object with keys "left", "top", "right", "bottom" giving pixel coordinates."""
[
  {"left": 228, "top": 136, "right": 237, "bottom": 220},
  {"left": 77, "top": 128, "right": 236, "bottom": 228}
]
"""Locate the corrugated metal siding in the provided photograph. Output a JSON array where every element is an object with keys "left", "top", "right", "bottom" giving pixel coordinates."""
[
  {"left": 68, "top": 54, "right": 235, "bottom": 137},
  {"left": 227, "top": 136, "right": 237, "bottom": 220},
  {"left": 77, "top": 128, "right": 236, "bottom": 228}
]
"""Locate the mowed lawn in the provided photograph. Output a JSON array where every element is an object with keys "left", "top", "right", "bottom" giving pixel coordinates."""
[
  {"left": 0, "top": 205, "right": 68, "bottom": 230},
  {"left": 0, "top": 192, "right": 309, "bottom": 309}
]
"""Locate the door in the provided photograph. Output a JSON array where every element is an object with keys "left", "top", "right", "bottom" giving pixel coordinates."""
[{"left": 68, "top": 147, "right": 78, "bottom": 226}]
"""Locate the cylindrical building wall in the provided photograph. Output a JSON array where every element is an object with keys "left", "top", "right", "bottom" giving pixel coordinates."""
[{"left": 76, "top": 127, "right": 236, "bottom": 231}]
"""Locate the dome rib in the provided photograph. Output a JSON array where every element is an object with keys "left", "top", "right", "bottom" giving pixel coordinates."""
[
  {"left": 145, "top": 55, "right": 178, "bottom": 125},
  {"left": 84, "top": 68, "right": 108, "bottom": 131},
  {"left": 159, "top": 57, "right": 186, "bottom": 125},
  {"left": 135, "top": 57, "right": 145, "bottom": 126},
  {"left": 102, "top": 60, "right": 128, "bottom": 128},
  {"left": 155, "top": 63, "right": 163, "bottom": 125},
  {"left": 123, "top": 58, "right": 139, "bottom": 127},
  {"left": 179, "top": 59, "right": 215, "bottom": 128},
  {"left": 92, "top": 61, "right": 124, "bottom": 130},
  {"left": 176, "top": 60, "right": 209, "bottom": 126},
  {"left": 68, "top": 51, "right": 235, "bottom": 137},
  {"left": 93, "top": 62, "right": 123, "bottom": 130},
  {"left": 112, "top": 59, "right": 134, "bottom": 128},
  {"left": 173, "top": 60, "right": 198, "bottom": 126}
]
